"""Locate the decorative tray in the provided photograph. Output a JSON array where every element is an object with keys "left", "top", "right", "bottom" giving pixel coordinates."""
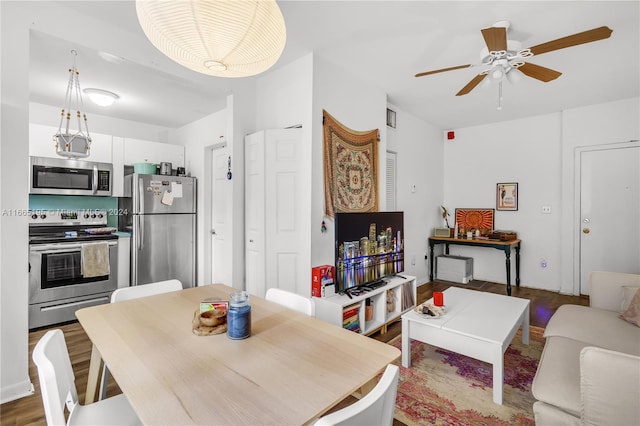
[{"left": 414, "top": 303, "right": 445, "bottom": 318}]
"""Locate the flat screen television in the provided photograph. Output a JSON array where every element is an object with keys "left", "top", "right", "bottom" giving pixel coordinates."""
[{"left": 334, "top": 211, "right": 404, "bottom": 294}]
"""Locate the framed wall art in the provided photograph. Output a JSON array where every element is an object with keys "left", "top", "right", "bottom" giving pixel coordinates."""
[
  {"left": 454, "top": 208, "right": 495, "bottom": 232},
  {"left": 497, "top": 182, "right": 518, "bottom": 211}
]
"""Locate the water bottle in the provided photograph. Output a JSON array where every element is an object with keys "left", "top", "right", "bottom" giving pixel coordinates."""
[{"left": 227, "top": 291, "right": 251, "bottom": 339}]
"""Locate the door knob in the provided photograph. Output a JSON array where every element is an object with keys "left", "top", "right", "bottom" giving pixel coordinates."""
[
  {"left": 583, "top": 228, "right": 591, "bottom": 234},
  {"left": 211, "top": 229, "right": 216, "bottom": 235}
]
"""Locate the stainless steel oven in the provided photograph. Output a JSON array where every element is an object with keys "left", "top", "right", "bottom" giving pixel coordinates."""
[{"left": 28, "top": 210, "right": 118, "bottom": 329}]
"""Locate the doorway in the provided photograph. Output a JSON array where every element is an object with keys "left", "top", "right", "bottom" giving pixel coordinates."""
[
  {"left": 576, "top": 141, "right": 640, "bottom": 294},
  {"left": 207, "top": 142, "right": 233, "bottom": 286}
]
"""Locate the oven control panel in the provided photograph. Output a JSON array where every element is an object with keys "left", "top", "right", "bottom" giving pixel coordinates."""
[{"left": 28, "top": 209, "right": 108, "bottom": 226}]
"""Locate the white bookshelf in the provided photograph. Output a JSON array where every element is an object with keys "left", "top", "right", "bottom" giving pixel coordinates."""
[{"left": 314, "top": 275, "right": 417, "bottom": 335}]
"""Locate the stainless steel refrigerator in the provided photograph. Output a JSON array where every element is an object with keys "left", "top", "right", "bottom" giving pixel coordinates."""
[{"left": 119, "top": 174, "right": 196, "bottom": 287}]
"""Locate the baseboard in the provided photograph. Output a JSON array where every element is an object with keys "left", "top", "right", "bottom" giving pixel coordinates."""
[{"left": 0, "top": 380, "right": 34, "bottom": 404}]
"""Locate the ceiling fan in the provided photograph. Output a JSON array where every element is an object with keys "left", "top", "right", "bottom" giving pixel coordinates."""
[{"left": 415, "top": 22, "right": 613, "bottom": 97}]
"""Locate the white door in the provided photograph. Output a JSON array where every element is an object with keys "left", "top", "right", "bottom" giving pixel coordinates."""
[
  {"left": 264, "top": 129, "right": 304, "bottom": 295},
  {"left": 210, "top": 145, "right": 232, "bottom": 285},
  {"left": 245, "top": 131, "right": 266, "bottom": 297},
  {"left": 579, "top": 143, "right": 640, "bottom": 294}
]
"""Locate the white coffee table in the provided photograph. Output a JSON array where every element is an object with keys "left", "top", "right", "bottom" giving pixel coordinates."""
[{"left": 401, "top": 287, "right": 530, "bottom": 404}]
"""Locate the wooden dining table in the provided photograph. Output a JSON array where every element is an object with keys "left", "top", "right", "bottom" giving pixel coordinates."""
[{"left": 76, "top": 284, "right": 400, "bottom": 425}]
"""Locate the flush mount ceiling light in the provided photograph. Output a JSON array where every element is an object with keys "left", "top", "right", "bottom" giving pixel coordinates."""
[
  {"left": 135, "top": 0, "right": 286, "bottom": 78},
  {"left": 83, "top": 88, "right": 120, "bottom": 107}
]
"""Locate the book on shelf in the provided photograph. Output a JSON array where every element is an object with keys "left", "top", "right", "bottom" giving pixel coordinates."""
[
  {"left": 401, "top": 282, "right": 415, "bottom": 310},
  {"left": 343, "top": 307, "right": 360, "bottom": 319}
]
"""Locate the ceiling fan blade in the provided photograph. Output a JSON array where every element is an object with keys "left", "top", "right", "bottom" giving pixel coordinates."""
[
  {"left": 415, "top": 64, "right": 472, "bottom": 77},
  {"left": 481, "top": 27, "right": 507, "bottom": 52},
  {"left": 456, "top": 74, "right": 488, "bottom": 96},
  {"left": 518, "top": 62, "right": 562, "bottom": 82},
  {"left": 528, "top": 26, "right": 613, "bottom": 56}
]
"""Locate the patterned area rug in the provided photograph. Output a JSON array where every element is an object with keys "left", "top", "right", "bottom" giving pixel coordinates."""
[{"left": 388, "top": 326, "right": 544, "bottom": 425}]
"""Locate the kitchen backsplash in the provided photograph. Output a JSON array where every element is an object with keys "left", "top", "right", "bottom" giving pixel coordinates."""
[{"left": 29, "top": 195, "right": 119, "bottom": 228}]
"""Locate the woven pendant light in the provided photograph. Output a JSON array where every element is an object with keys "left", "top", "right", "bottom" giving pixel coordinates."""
[{"left": 135, "top": 0, "right": 286, "bottom": 78}]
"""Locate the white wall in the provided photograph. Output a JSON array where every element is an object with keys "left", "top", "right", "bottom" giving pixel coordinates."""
[
  {"left": 173, "top": 108, "right": 227, "bottom": 286},
  {"left": 30, "top": 102, "right": 174, "bottom": 143},
  {"left": 443, "top": 113, "right": 562, "bottom": 291},
  {"left": 443, "top": 97, "right": 639, "bottom": 293},
  {"left": 1, "top": 1, "right": 34, "bottom": 404},
  {"left": 254, "top": 53, "right": 313, "bottom": 295},
  {"left": 387, "top": 103, "right": 443, "bottom": 286},
  {"left": 311, "top": 57, "right": 388, "bottom": 269},
  {"left": 559, "top": 97, "right": 640, "bottom": 293}
]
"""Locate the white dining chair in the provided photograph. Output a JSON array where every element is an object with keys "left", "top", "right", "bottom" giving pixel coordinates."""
[
  {"left": 32, "top": 329, "right": 141, "bottom": 426},
  {"left": 98, "top": 279, "right": 183, "bottom": 399},
  {"left": 312, "top": 364, "right": 399, "bottom": 426},
  {"left": 265, "top": 287, "right": 315, "bottom": 316}
]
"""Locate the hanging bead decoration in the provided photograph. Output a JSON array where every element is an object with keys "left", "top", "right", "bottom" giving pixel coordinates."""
[
  {"left": 54, "top": 50, "right": 92, "bottom": 158},
  {"left": 321, "top": 219, "right": 327, "bottom": 233},
  {"left": 227, "top": 156, "right": 232, "bottom": 180}
]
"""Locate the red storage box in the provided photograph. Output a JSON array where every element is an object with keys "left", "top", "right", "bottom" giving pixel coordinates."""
[{"left": 312, "top": 265, "right": 334, "bottom": 297}]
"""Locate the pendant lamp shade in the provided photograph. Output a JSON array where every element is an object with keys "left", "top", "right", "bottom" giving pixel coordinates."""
[{"left": 135, "top": 0, "right": 286, "bottom": 78}]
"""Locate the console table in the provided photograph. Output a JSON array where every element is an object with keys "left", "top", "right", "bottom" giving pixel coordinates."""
[{"left": 428, "top": 236, "right": 521, "bottom": 296}]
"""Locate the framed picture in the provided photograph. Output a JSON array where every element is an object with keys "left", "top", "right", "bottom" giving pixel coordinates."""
[
  {"left": 455, "top": 208, "right": 495, "bottom": 232},
  {"left": 497, "top": 183, "right": 518, "bottom": 211}
]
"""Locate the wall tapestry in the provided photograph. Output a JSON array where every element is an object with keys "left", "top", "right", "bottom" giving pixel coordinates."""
[{"left": 323, "top": 109, "right": 379, "bottom": 217}]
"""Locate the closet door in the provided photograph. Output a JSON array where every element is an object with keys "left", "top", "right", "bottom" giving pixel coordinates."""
[
  {"left": 264, "top": 129, "right": 304, "bottom": 296},
  {"left": 245, "top": 131, "right": 266, "bottom": 297}
]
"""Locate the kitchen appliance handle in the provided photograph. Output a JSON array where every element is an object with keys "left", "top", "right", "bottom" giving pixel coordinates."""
[
  {"left": 92, "top": 164, "right": 98, "bottom": 194},
  {"left": 138, "top": 176, "right": 144, "bottom": 214},
  {"left": 137, "top": 214, "right": 144, "bottom": 251},
  {"left": 30, "top": 241, "right": 118, "bottom": 253}
]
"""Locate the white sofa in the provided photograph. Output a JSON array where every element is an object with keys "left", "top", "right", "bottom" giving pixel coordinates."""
[{"left": 532, "top": 271, "right": 640, "bottom": 425}]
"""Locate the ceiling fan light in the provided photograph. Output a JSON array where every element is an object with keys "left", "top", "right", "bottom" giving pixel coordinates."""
[
  {"left": 83, "top": 88, "right": 120, "bottom": 107},
  {"left": 506, "top": 69, "right": 522, "bottom": 84},
  {"left": 490, "top": 67, "right": 505, "bottom": 80},
  {"left": 135, "top": 0, "right": 286, "bottom": 78}
]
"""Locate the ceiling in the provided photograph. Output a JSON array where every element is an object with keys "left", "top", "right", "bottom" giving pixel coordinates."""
[{"left": 28, "top": 1, "right": 639, "bottom": 130}]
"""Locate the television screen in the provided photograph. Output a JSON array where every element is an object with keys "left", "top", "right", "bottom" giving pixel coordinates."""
[{"left": 334, "top": 211, "right": 404, "bottom": 294}]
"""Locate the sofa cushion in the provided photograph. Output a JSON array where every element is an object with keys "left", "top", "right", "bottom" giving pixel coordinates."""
[
  {"left": 580, "top": 347, "right": 640, "bottom": 426},
  {"left": 532, "top": 336, "right": 589, "bottom": 417},
  {"left": 621, "top": 286, "right": 640, "bottom": 312},
  {"left": 620, "top": 287, "right": 640, "bottom": 327},
  {"left": 544, "top": 304, "right": 640, "bottom": 355},
  {"left": 533, "top": 401, "right": 580, "bottom": 426}
]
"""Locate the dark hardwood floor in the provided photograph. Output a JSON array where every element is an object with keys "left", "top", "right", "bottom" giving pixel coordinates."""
[{"left": 0, "top": 280, "right": 588, "bottom": 426}]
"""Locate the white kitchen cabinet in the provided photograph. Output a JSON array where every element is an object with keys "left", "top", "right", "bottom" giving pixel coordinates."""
[
  {"left": 245, "top": 128, "right": 310, "bottom": 298},
  {"left": 29, "top": 123, "right": 112, "bottom": 163},
  {"left": 117, "top": 233, "right": 131, "bottom": 288},
  {"left": 123, "top": 138, "right": 185, "bottom": 167},
  {"left": 112, "top": 137, "right": 185, "bottom": 197}
]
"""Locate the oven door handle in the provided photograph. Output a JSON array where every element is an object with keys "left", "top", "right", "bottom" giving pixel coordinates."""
[{"left": 30, "top": 241, "right": 118, "bottom": 253}]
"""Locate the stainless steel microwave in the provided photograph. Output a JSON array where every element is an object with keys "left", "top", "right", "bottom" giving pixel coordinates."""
[{"left": 30, "top": 156, "right": 112, "bottom": 196}]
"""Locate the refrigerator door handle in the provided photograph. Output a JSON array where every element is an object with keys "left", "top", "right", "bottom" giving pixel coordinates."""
[
  {"left": 138, "top": 214, "right": 144, "bottom": 252},
  {"left": 137, "top": 176, "right": 144, "bottom": 213}
]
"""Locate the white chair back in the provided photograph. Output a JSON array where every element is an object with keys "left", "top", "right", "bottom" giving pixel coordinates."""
[
  {"left": 33, "top": 329, "right": 79, "bottom": 425},
  {"left": 265, "top": 287, "right": 315, "bottom": 316},
  {"left": 111, "top": 279, "right": 183, "bottom": 302},
  {"left": 33, "top": 329, "right": 141, "bottom": 426},
  {"left": 313, "top": 364, "right": 399, "bottom": 426}
]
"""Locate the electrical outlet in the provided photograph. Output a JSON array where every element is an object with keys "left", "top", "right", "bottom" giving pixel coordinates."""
[{"left": 541, "top": 206, "right": 551, "bottom": 214}]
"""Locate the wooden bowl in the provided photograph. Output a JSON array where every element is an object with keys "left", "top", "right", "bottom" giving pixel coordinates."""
[{"left": 199, "top": 309, "right": 226, "bottom": 327}]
